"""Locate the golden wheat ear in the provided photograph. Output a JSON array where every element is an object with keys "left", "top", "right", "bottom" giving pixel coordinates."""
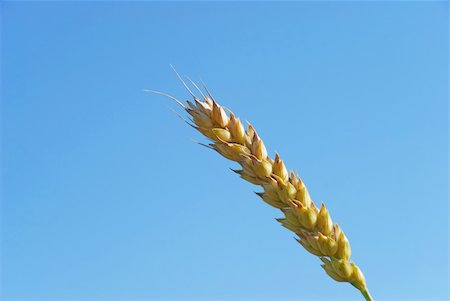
[{"left": 152, "top": 71, "right": 373, "bottom": 301}]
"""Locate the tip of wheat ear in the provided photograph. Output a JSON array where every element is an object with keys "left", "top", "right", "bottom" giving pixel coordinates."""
[{"left": 153, "top": 74, "right": 373, "bottom": 301}]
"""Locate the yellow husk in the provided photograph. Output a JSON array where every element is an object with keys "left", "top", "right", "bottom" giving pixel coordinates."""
[{"left": 160, "top": 77, "right": 372, "bottom": 300}]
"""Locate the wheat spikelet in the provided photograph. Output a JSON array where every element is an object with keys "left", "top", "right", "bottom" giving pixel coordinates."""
[{"left": 152, "top": 73, "right": 373, "bottom": 301}]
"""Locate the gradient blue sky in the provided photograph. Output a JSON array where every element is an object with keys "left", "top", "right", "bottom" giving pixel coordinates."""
[{"left": 1, "top": 2, "right": 448, "bottom": 301}]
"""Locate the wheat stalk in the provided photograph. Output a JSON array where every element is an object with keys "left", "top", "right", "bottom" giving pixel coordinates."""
[{"left": 150, "top": 71, "right": 373, "bottom": 301}]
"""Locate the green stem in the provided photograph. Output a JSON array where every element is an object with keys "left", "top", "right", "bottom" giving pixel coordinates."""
[{"left": 361, "top": 289, "right": 373, "bottom": 301}]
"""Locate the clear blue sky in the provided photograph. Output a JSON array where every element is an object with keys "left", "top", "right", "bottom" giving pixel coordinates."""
[{"left": 1, "top": 2, "right": 448, "bottom": 301}]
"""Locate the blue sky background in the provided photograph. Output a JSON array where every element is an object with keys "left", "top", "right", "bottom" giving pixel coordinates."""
[{"left": 1, "top": 2, "right": 448, "bottom": 301}]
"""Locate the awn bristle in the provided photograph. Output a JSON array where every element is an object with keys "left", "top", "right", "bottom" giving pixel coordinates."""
[{"left": 152, "top": 73, "right": 373, "bottom": 301}]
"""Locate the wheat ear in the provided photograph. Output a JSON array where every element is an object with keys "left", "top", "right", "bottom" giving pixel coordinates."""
[{"left": 152, "top": 75, "right": 373, "bottom": 301}]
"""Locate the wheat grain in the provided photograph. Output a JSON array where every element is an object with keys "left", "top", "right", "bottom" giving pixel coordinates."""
[{"left": 152, "top": 73, "right": 373, "bottom": 301}]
